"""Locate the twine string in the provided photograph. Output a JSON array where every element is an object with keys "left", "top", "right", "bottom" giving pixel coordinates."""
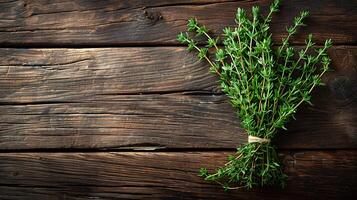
[{"left": 248, "top": 135, "right": 271, "bottom": 143}]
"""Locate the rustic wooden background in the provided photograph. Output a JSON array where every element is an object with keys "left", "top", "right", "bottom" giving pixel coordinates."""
[{"left": 0, "top": 0, "right": 356, "bottom": 199}]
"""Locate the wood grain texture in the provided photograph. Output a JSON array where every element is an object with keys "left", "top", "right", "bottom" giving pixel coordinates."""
[
  {"left": 0, "top": 151, "right": 356, "bottom": 200},
  {"left": 0, "top": 94, "right": 244, "bottom": 150},
  {"left": 0, "top": 47, "right": 217, "bottom": 101},
  {"left": 0, "top": 46, "right": 354, "bottom": 102},
  {"left": 0, "top": 0, "right": 356, "bottom": 46},
  {"left": 0, "top": 47, "right": 355, "bottom": 150},
  {"left": 0, "top": 93, "right": 356, "bottom": 150}
]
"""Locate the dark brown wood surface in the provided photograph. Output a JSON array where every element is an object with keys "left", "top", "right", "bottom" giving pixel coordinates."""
[
  {"left": 0, "top": 46, "right": 355, "bottom": 101},
  {"left": 0, "top": 46, "right": 355, "bottom": 150},
  {"left": 0, "top": 0, "right": 356, "bottom": 46},
  {"left": 0, "top": 151, "right": 356, "bottom": 200},
  {"left": 0, "top": 0, "right": 356, "bottom": 199}
]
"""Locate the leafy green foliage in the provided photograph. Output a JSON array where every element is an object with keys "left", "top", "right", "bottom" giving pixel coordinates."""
[{"left": 177, "top": 0, "right": 332, "bottom": 190}]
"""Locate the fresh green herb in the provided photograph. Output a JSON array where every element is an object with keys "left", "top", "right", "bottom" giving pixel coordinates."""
[{"left": 177, "top": 0, "right": 332, "bottom": 190}]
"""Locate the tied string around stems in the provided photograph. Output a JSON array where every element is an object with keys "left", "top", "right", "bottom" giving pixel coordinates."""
[
  {"left": 248, "top": 135, "right": 271, "bottom": 143},
  {"left": 199, "top": 134, "right": 285, "bottom": 190}
]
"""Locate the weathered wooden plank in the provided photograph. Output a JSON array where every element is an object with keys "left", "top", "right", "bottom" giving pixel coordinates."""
[
  {"left": 0, "top": 93, "right": 356, "bottom": 150},
  {"left": 0, "top": 46, "right": 355, "bottom": 102},
  {"left": 0, "top": 0, "right": 355, "bottom": 46},
  {"left": 0, "top": 151, "right": 355, "bottom": 199},
  {"left": 0, "top": 46, "right": 355, "bottom": 150},
  {"left": 0, "top": 47, "right": 217, "bottom": 102},
  {"left": 0, "top": 94, "right": 244, "bottom": 149}
]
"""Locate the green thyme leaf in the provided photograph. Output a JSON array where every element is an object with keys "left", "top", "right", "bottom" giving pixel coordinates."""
[{"left": 177, "top": 0, "right": 332, "bottom": 190}]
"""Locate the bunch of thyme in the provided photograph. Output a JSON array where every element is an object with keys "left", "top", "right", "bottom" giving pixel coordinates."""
[{"left": 177, "top": 0, "right": 332, "bottom": 190}]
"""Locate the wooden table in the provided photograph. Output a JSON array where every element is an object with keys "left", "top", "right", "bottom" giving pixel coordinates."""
[{"left": 0, "top": 0, "right": 356, "bottom": 199}]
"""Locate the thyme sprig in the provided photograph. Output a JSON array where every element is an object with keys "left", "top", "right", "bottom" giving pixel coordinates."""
[{"left": 177, "top": 0, "right": 332, "bottom": 190}]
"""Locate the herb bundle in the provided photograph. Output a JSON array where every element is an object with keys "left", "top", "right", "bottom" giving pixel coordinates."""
[{"left": 177, "top": 0, "right": 332, "bottom": 190}]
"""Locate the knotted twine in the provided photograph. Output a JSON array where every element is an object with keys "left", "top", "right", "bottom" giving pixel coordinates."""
[{"left": 248, "top": 135, "right": 270, "bottom": 143}]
